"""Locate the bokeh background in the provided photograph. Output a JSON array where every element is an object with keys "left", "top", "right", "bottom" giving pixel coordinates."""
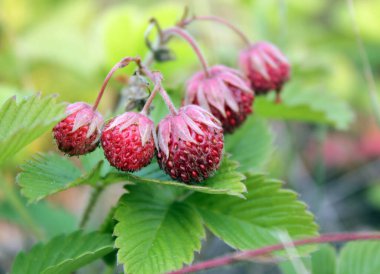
[{"left": 1, "top": 0, "right": 380, "bottom": 273}]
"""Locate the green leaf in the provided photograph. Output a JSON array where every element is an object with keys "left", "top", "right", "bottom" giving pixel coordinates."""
[
  {"left": 279, "top": 244, "right": 336, "bottom": 274},
  {"left": 337, "top": 241, "right": 380, "bottom": 274},
  {"left": 188, "top": 173, "right": 318, "bottom": 251},
  {"left": 225, "top": 115, "right": 273, "bottom": 172},
  {"left": 0, "top": 94, "right": 65, "bottom": 166},
  {"left": 311, "top": 244, "right": 336, "bottom": 274},
  {"left": 0, "top": 200, "right": 76, "bottom": 238},
  {"left": 11, "top": 231, "right": 114, "bottom": 274},
  {"left": 17, "top": 153, "right": 82, "bottom": 203},
  {"left": 18, "top": 152, "right": 246, "bottom": 203},
  {"left": 106, "top": 156, "right": 247, "bottom": 197},
  {"left": 256, "top": 86, "right": 354, "bottom": 130},
  {"left": 114, "top": 184, "right": 205, "bottom": 274}
]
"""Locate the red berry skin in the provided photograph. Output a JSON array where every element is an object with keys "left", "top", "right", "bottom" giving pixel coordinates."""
[
  {"left": 156, "top": 105, "right": 224, "bottom": 183},
  {"left": 185, "top": 65, "right": 254, "bottom": 134},
  {"left": 53, "top": 102, "right": 103, "bottom": 156},
  {"left": 101, "top": 113, "right": 155, "bottom": 172},
  {"left": 53, "top": 114, "right": 98, "bottom": 155},
  {"left": 239, "top": 42, "right": 290, "bottom": 95},
  {"left": 194, "top": 86, "right": 253, "bottom": 134}
]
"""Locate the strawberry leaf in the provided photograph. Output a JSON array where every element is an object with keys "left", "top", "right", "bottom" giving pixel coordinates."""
[
  {"left": 225, "top": 115, "right": 273, "bottom": 172},
  {"left": 188, "top": 173, "right": 318, "bottom": 251},
  {"left": 114, "top": 184, "right": 205, "bottom": 274},
  {"left": 0, "top": 94, "right": 65, "bottom": 166},
  {"left": 11, "top": 231, "right": 114, "bottom": 274},
  {"left": 256, "top": 86, "right": 354, "bottom": 130},
  {"left": 337, "top": 241, "right": 380, "bottom": 274},
  {"left": 17, "top": 152, "right": 246, "bottom": 203}
]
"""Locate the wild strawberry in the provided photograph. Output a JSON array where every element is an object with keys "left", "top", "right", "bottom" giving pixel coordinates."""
[
  {"left": 156, "top": 105, "right": 224, "bottom": 183},
  {"left": 239, "top": 41, "right": 290, "bottom": 102},
  {"left": 185, "top": 65, "right": 254, "bottom": 133},
  {"left": 53, "top": 102, "right": 103, "bottom": 156},
  {"left": 101, "top": 112, "right": 155, "bottom": 172}
]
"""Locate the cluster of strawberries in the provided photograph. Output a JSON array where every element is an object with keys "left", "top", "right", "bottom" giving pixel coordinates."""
[{"left": 53, "top": 15, "right": 290, "bottom": 184}]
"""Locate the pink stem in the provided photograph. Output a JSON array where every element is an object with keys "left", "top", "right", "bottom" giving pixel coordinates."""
[
  {"left": 158, "top": 86, "right": 178, "bottom": 115},
  {"left": 93, "top": 57, "right": 141, "bottom": 110},
  {"left": 163, "top": 27, "right": 210, "bottom": 77},
  {"left": 140, "top": 71, "right": 163, "bottom": 115},
  {"left": 169, "top": 232, "right": 380, "bottom": 274},
  {"left": 181, "top": 15, "right": 251, "bottom": 47},
  {"left": 140, "top": 67, "right": 178, "bottom": 116}
]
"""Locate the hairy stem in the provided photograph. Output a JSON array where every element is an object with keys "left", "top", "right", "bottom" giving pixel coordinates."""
[
  {"left": 93, "top": 57, "right": 141, "bottom": 110},
  {"left": 170, "top": 232, "right": 380, "bottom": 273},
  {"left": 79, "top": 187, "right": 103, "bottom": 229},
  {"left": 140, "top": 71, "right": 163, "bottom": 115},
  {"left": 158, "top": 86, "right": 178, "bottom": 115},
  {"left": 179, "top": 15, "right": 251, "bottom": 46},
  {"left": 162, "top": 26, "right": 210, "bottom": 77}
]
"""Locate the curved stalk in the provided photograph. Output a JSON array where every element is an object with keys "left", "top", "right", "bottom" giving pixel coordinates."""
[
  {"left": 170, "top": 232, "right": 380, "bottom": 274},
  {"left": 179, "top": 15, "right": 251, "bottom": 46},
  {"left": 93, "top": 57, "right": 141, "bottom": 110},
  {"left": 163, "top": 27, "right": 210, "bottom": 77}
]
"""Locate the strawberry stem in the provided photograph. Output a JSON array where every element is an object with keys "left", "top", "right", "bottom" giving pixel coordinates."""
[
  {"left": 159, "top": 86, "right": 178, "bottom": 115},
  {"left": 179, "top": 15, "right": 251, "bottom": 47},
  {"left": 140, "top": 71, "right": 163, "bottom": 115},
  {"left": 162, "top": 26, "right": 210, "bottom": 77},
  {"left": 169, "top": 232, "right": 380, "bottom": 274},
  {"left": 93, "top": 56, "right": 142, "bottom": 110},
  {"left": 140, "top": 67, "right": 178, "bottom": 116}
]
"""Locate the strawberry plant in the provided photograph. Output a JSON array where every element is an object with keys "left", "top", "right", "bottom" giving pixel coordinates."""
[{"left": 2, "top": 5, "right": 380, "bottom": 274}]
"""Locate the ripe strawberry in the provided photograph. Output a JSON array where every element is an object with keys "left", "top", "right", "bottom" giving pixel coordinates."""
[
  {"left": 185, "top": 65, "right": 254, "bottom": 133},
  {"left": 239, "top": 41, "right": 290, "bottom": 101},
  {"left": 156, "top": 105, "right": 224, "bottom": 183},
  {"left": 53, "top": 102, "right": 103, "bottom": 156},
  {"left": 101, "top": 112, "right": 155, "bottom": 172}
]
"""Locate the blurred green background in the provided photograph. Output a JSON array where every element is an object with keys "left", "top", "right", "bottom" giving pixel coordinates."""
[{"left": 1, "top": 0, "right": 380, "bottom": 273}]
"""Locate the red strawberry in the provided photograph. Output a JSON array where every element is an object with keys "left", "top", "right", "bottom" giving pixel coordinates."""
[
  {"left": 53, "top": 102, "right": 103, "bottom": 156},
  {"left": 239, "top": 41, "right": 290, "bottom": 102},
  {"left": 185, "top": 65, "right": 254, "bottom": 133},
  {"left": 101, "top": 112, "right": 155, "bottom": 172},
  {"left": 156, "top": 105, "right": 224, "bottom": 183}
]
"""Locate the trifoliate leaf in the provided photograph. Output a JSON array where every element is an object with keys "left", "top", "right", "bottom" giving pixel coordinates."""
[
  {"left": 188, "top": 173, "right": 318, "bottom": 251},
  {"left": 11, "top": 231, "right": 114, "bottom": 274},
  {"left": 0, "top": 94, "right": 65, "bottom": 166},
  {"left": 114, "top": 184, "right": 205, "bottom": 274}
]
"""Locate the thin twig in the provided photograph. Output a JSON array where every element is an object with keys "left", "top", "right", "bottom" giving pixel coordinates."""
[
  {"left": 170, "top": 232, "right": 380, "bottom": 273},
  {"left": 347, "top": 0, "right": 380, "bottom": 126}
]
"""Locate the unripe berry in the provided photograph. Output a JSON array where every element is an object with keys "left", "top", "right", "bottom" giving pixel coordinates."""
[
  {"left": 185, "top": 65, "right": 254, "bottom": 133},
  {"left": 239, "top": 41, "right": 290, "bottom": 97},
  {"left": 156, "top": 105, "right": 224, "bottom": 183},
  {"left": 101, "top": 112, "right": 155, "bottom": 172},
  {"left": 53, "top": 102, "right": 103, "bottom": 156}
]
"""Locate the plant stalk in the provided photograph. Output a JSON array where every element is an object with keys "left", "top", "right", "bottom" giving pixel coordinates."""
[
  {"left": 179, "top": 15, "right": 251, "bottom": 47},
  {"left": 169, "top": 232, "right": 380, "bottom": 273},
  {"left": 162, "top": 26, "right": 210, "bottom": 77},
  {"left": 79, "top": 187, "right": 103, "bottom": 229},
  {"left": 93, "top": 57, "right": 141, "bottom": 110}
]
